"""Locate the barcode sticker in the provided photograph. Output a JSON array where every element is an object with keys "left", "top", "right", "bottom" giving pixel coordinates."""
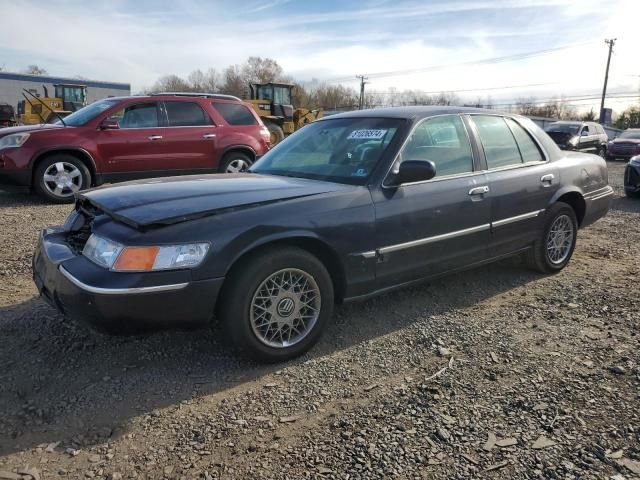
[{"left": 347, "top": 129, "right": 387, "bottom": 140}]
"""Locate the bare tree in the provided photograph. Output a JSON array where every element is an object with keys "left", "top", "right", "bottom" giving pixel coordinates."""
[
  {"left": 24, "top": 64, "right": 47, "bottom": 75},
  {"left": 151, "top": 74, "right": 191, "bottom": 92},
  {"left": 242, "top": 57, "right": 284, "bottom": 84},
  {"left": 220, "top": 65, "right": 245, "bottom": 97}
]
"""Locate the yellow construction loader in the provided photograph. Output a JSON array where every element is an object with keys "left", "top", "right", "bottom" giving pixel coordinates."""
[
  {"left": 18, "top": 83, "right": 87, "bottom": 125},
  {"left": 245, "top": 82, "right": 322, "bottom": 145}
]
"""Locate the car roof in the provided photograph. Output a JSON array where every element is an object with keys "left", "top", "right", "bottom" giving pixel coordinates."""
[
  {"left": 96, "top": 93, "right": 243, "bottom": 102},
  {"left": 319, "top": 106, "right": 520, "bottom": 121}
]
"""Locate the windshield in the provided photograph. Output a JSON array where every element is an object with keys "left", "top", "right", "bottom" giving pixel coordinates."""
[
  {"left": 53, "top": 99, "right": 120, "bottom": 126},
  {"left": 619, "top": 130, "right": 640, "bottom": 140},
  {"left": 545, "top": 123, "right": 580, "bottom": 134},
  {"left": 250, "top": 118, "right": 404, "bottom": 185}
]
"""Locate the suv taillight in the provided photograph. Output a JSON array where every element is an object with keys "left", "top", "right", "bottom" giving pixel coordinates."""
[{"left": 260, "top": 126, "right": 271, "bottom": 145}]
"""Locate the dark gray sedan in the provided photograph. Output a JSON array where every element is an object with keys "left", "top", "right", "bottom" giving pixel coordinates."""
[{"left": 33, "top": 107, "right": 612, "bottom": 362}]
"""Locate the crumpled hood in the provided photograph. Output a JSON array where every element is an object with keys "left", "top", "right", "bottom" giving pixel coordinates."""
[
  {"left": 78, "top": 173, "right": 354, "bottom": 229},
  {"left": 0, "top": 123, "right": 64, "bottom": 137}
]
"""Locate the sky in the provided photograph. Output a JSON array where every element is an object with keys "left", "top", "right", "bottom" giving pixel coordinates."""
[{"left": 1, "top": 0, "right": 639, "bottom": 112}]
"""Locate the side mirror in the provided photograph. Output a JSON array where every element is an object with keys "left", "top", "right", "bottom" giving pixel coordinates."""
[
  {"left": 391, "top": 160, "right": 436, "bottom": 185},
  {"left": 100, "top": 118, "right": 120, "bottom": 130}
]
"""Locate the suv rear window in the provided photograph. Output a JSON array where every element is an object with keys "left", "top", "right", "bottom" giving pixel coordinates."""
[
  {"left": 213, "top": 103, "right": 258, "bottom": 126},
  {"left": 165, "top": 101, "right": 212, "bottom": 126}
]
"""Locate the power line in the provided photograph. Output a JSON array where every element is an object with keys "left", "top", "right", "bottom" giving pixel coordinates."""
[
  {"left": 366, "top": 82, "right": 558, "bottom": 96},
  {"left": 326, "top": 41, "right": 595, "bottom": 83}
]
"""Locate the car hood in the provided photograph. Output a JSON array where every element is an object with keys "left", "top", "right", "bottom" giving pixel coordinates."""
[
  {"left": 0, "top": 123, "right": 64, "bottom": 137},
  {"left": 610, "top": 138, "right": 640, "bottom": 144},
  {"left": 78, "top": 173, "right": 355, "bottom": 229}
]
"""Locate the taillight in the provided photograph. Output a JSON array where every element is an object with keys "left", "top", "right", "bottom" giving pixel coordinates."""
[{"left": 260, "top": 127, "right": 271, "bottom": 145}]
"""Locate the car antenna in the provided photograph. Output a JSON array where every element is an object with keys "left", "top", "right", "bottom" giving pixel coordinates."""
[
  {"left": 21, "top": 93, "right": 47, "bottom": 124},
  {"left": 22, "top": 89, "right": 67, "bottom": 126}
]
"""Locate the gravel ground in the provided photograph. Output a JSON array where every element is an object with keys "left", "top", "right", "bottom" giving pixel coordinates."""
[{"left": 0, "top": 161, "right": 639, "bottom": 480}]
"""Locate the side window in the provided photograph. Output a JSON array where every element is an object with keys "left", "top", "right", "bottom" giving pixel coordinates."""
[
  {"left": 213, "top": 103, "right": 258, "bottom": 126},
  {"left": 165, "top": 101, "right": 212, "bottom": 127},
  {"left": 505, "top": 118, "right": 543, "bottom": 163},
  {"left": 108, "top": 103, "right": 158, "bottom": 129},
  {"left": 471, "top": 115, "right": 522, "bottom": 169},
  {"left": 401, "top": 115, "right": 473, "bottom": 177},
  {"left": 581, "top": 125, "right": 590, "bottom": 135}
]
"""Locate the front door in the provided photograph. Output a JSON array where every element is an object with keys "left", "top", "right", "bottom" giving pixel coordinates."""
[
  {"left": 96, "top": 101, "right": 168, "bottom": 174},
  {"left": 467, "top": 115, "right": 559, "bottom": 256},
  {"left": 371, "top": 114, "right": 492, "bottom": 288}
]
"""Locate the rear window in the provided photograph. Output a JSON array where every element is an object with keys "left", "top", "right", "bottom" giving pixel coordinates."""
[
  {"left": 165, "top": 101, "right": 212, "bottom": 126},
  {"left": 213, "top": 103, "right": 258, "bottom": 126}
]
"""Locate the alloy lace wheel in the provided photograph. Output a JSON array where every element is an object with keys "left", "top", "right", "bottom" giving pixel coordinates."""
[
  {"left": 250, "top": 268, "right": 321, "bottom": 348},
  {"left": 42, "top": 161, "right": 83, "bottom": 198},
  {"left": 546, "top": 214, "right": 574, "bottom": 264},
  {"left": 225, "top": 158, "right": 251, "bottom": 173}
]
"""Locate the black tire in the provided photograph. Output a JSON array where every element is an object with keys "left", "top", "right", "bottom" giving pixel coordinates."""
[
  {"left": 219, "top": 246, "right": 334, "bottom": 362},
  {"left": 218, "top": 151, "right": 253, "bottom": 173},
  {"left": 265, "top": 121, "right": 285, "bottom": 146},
  {"left": 526, "top": 202, "right": 578, "bottom": 274},
  {"left": 33, "top": 154, "right": 91, "bottom": 203},
  {"left": 597, "top": 146, "right": 606, "bottom": 158}
]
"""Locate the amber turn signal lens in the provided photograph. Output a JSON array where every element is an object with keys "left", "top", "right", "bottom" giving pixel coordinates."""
[{"left": 113, "top": 246, "right": 159, "bottom": 271}]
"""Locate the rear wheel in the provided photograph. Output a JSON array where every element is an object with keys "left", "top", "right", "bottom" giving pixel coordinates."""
[
  {"left": 265, "top": 122, "right": 285, "bottom": 146},
  {"left": 219, "top": 247, "right": 334, "bottom": 362},
  {"left": 597, "top": 146, "right": 606, "bottom": 158},
  {"left": 218, "top": 151, "right": 253, "bottom": 173},
  {"left": 526, "top": 202, "right": 578, "bottom": 273},
  {"left": 33, "top": 155, "right": 91, "bottom": 203}
]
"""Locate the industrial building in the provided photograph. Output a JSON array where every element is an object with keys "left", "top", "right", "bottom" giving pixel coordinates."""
[{"left": 0, "top": 71, "right": 130, "bottom": 110}]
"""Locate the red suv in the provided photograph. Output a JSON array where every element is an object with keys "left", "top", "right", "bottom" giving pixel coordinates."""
[{"left": 0, "top": 93, "right": 271, "bottom": 202}]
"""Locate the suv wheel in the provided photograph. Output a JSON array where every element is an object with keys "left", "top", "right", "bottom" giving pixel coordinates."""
[
  {"left": 220, "top": 247, "right": 334, "bottom": 362},
  {"left": 597, "top": 146, "right": 606, "bottom": 158},
  {"left": 526, "top": 202, "right": 578, "bottom": 273},
  {"left": 219, "top": 151, "right": 253, "bottom": 173},
  {"left": 34, "top": 155, "right": 91, "bottom": 203}
]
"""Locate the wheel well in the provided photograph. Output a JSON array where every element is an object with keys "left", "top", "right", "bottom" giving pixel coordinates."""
[
  {"left": 222, "top": 147, "right": 256, "bottom": 161},
  {"left": 32, "top": 150, "right": 96, "bottom": 186},
  {"left": 557, "top": 192, "right": 586, "bottom": 226},
  {"left": 225, "top": 237, "right": 347, "bottom": 302}
]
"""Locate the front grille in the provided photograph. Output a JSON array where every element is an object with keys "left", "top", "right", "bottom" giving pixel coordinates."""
[{"left": 610, "top": 143, "right": 639, "bottom": 155}]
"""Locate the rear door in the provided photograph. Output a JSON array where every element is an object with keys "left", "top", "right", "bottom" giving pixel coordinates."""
[
  {"left": 96, "top": 101, "right": 167, "bottom": 174},
  {"left": 468, "top": 114, "right": 558, "bottom": 257},
  {"left": 157, "top": 100, "right": 219, "bottom": 171}
]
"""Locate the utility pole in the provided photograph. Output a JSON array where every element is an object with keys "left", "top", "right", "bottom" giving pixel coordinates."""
[
  {"left": 357, "top": 75, "right": 368, "bottom": 110},
  {"left": 599, "top": 38, "right": 616, "bottom": 124}
]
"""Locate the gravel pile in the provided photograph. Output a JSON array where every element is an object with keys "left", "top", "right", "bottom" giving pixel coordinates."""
[{"left": 0, "top": 161, "right": 638, "bottom": 479}]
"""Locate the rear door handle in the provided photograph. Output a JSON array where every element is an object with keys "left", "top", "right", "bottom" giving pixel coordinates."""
[
  {"left": 541, "top": 174, "right": 554, "bottom": 186},
  {"left": 148, "top": 135, "right": 163, "bottom": 141},
  {"left": 203, "top": 134, "right": 217, "bottom": 139},
  {"left": 468, "top": 186, "right": 490, "bottom": 195}
]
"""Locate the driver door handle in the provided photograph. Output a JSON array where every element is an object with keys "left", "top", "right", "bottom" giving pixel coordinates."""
[
  {"left": 468, "top": 186, "right": 490, "bottom": 195},
  {"left": 148, "top": 135, "right": 163, "bottom": 141},
  {"left": 203, "top": 134, "right": 217, "bottom": 139}
]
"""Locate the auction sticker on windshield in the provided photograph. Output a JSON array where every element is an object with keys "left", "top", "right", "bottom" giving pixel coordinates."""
[{"left": 347, "top": 129, "right": 387, "bottom": 140}]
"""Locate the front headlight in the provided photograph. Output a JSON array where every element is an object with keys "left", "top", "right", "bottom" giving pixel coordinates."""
[
  {"left": 82, "top": 234, "right": 209, "bottom": 271},
  {"left": 0, "top": 133, "right": 30, "bottom": 149}
]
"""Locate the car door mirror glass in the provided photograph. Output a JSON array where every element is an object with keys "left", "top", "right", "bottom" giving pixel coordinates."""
[
  {"left": 100, "top": 118, "right": 120, "bottom": 130},
  {"left": 391, "top": 160, "right": 436, "bottom": 185}
]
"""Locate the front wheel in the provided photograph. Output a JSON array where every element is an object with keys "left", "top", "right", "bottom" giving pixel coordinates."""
[
  {"left": 33, "top": 155, "right": 91, "bottom": 203},
  {"left": 597, "top": 146, "right": 606, "bottom": 158},
  {"left": 219, "top": 247, "right": 334, "bottom": 362},
  {"left": 526, "top": 202, "right": 578, "bottom": 274}
]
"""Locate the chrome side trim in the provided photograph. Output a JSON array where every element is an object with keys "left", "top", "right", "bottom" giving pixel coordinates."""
[
  {"left": 492, "top": 209, "right": 545, "bottom": 228},
  {"left": 360, "top": 251, "right": 377, "bottom": 259},
  {"left": 584, "top": 186, "right": 613, "bottom": 201},
  {"left": 59, "top": 266, "right": 188, "bottom": 295},
  {"left": 378, "top": 223, "right": 491, "bottom": 255}
]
